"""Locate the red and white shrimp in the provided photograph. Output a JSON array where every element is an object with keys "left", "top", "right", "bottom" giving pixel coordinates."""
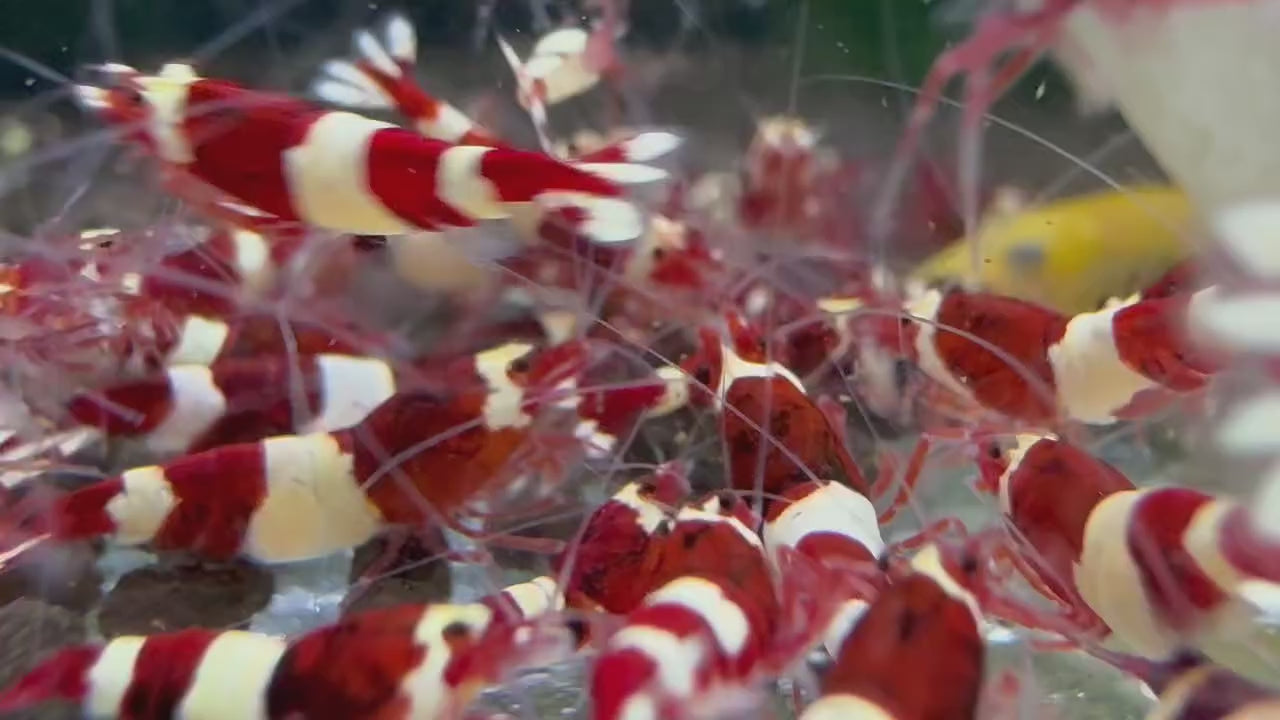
[
  {"left": 684, "top": 115, "right": 830, "bottom": 234},
  {"left": 603, "top": 217, "right": 726, "bottom": 332},
  {"left": 65, "top": 352, "right": 403, "bottom": 458},
  {"left": 560, "top": 481, "right": 779, "bottom": 618},
  {"left": 798, "top": 569, "right": 985, "bottom": 720},
  {"left": 735, "top": 116, "right": 855, "bottom": 241},
  {"left": 971, "top": 432, "right": 1280, "bottom": 660},
  {"left": 739, "top": 116, "right": 822, "bottom": 226},
  {"left": 690, "top": 116, "right": 963, "bottom": 259},
  {"left": 655, "top": 312, "right": 869, "bottom": 498},
  {"left": 310, "top": 13, "right": 680, "bottom": 180},
  {"left": 312, "top": 13, "right": 506, "bottom": 148},
  {"left": 589, "top": 573, "right": 776, "bottom": 720},
  {"left": 0, "top": 229, "right": 121, "bottom": 319},
  {"left": 761, "top": 480, "right": 903, "bottom": 656},
  {"left": 0, "top": 587, "right": 577, "bottom": 719},
  {"left": 0, "top": 223, "right": 385, "bottom": 386},
  {"left": 76, "top": 62, "right": 645, "bottom": 245},
  {"left": 644, "top": 497, "right": 776, "bottom": 606},
  {"left": 554, "top": 464, "right": 689, "bottom": 614},
  {"left": 3, "top": 277, "right": 392, "bottom": 388},
  {"left": 67, "top": 225, "right": 281, "bottom": 318},
  {"left": 588, "top": 496, "right": 833, "bottom": 720},
  {"left": 8, "top": 340, "right": 665, "bottom": 564},
  {"left": 376, "top": 167, "right": 684, "bottom": 305},
  {"left": 585, "top": 492, "right": 988, "bottom": 720},
  {"left": 495, "top": 12, "right": 621, "bottom": 149},
  {"left": 754, "top": 427, "right": 949, "bottom": 650},
  {"left": 859, "top": 283, "right": 1221, "bottom": 428},
  {"left": 139, "top": 305, "right": 400, "bottom": 369},
  {"left": 304, "top": 13, "right": 678, "bottom": 303}
]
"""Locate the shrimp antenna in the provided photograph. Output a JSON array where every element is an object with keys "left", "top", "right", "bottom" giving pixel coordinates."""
[
  {"left": 189, "top": 0, "right": 309, "bottom": 66},
  {"left": 0, "top": 47, "right": 73, "bottom": 87},
  {"left": 786, "top": 0, "right": 810, "bottom": 115}
]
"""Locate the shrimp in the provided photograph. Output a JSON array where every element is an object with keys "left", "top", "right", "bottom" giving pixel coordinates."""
[
  {"left": 6, "top": 340, "right": 665, "bottom": 564},
  {"left": 799, "top": 570, "right": 985, "bottom": 720},
  {"left": 589, "top": 494, "right": 836, "bottom": 720},
  {"left": 65, "top": 353, "right": 403, "bottom": 457},
  {"left": 656, "top": 311, "right": 869, "bottom": 498},
  {"left": 971, "top": 432, "right": 1280, "bottom": 661},
  {"left": 0, "top": 585, "right": 578, "bottom": 719},
  {"left": 76, "top": 62, "right": 646, "bottom": 245},
  {"left": 554, "top": 464, "right": 689, "bottom": 614},
  {"left": 858, "top": 283, "right": 1219, "bottom": 428},
  {"left": 313, "top": 13, "right": 504, "bottom": 147}
]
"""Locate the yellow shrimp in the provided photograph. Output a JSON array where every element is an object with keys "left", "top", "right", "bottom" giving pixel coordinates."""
[{"left": 911, "top": 185, "right": 1197, "bottom": 314}]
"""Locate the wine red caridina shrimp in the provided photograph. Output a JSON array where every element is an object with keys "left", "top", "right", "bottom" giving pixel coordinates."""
[
  {"left": 76, "top": 62, "right": 649, "bottom": 246},
  {"left": 4, "top": 339, "right": 667, "bottom": 565},
  {"left": 0, "top": 578, "right": 579, "bottom": 719},
  {"left": 855, "top": 283, "right": 1220, "bottom": 428},
  {"left": 969, "top": 432, "right": 1280, "bottom": 660}
]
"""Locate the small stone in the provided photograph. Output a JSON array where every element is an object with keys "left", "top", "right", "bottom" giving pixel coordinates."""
[
  {"left": 97, "top": 560, "right": 274, "bottom": 638},
  {"left": 343, "top": 529, "right": 453, "bottom": 614}
]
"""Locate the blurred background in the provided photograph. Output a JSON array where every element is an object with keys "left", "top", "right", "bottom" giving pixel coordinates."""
[
  {"left": 0, "top": 5, "right": 1233, "bottom": 720},
  {"left": 0, "top": 0, "right": 1163, "bottom": 235}
]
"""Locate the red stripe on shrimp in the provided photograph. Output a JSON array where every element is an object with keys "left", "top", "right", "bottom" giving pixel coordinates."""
[
  {"left": 591, "top": 575, "right": 768, "bottom": 720},
  {"left": 0, "top": 629, "right": 287, "bottom": 719},
  {"left": 805, "top": 572, "right": 984, "bottom": 720},
  {"left": 68, "top": 353, "right": 399, "bottom": 455},
  {"left": 32, "top": 431, "right": 379, "bottom": 563}
]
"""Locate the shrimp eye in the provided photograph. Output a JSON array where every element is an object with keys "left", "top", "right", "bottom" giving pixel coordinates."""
[
  {"left": 652, "top": 248, "right": 667, "bottom": 261},
  {"left": 985, "top": 443, "right": 1002, "bottom": 460},
  {"left": 441, "top": 621, "right": 472, "bottom": 641},
  {"left": 693, "top": 366, "right": 712, "bottom": 386},
  {"left": 960, "top": 553, "right": 979, "bottom": 575},
  {"left": 352, "top": 234, "right": 386, "bottom": 251},
  {"left": 565, "top": 618, "right": 588, "bottom": 645},
  {"left": 509, "top": 355, "right": 531, "bottom": 373},
  {"left": 115, "top": 85, "right": 145, "bottom": 108}
]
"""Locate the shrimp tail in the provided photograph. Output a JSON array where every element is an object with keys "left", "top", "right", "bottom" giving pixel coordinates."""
[
  {"left": 315, "top": 13, "right": 503, "bottom": 148},
  {"left": 0, "top": 644, "right": 101, "bottom": 713},
  {"left": 311, "top": 13, "right": 415, "bottom": 112},
  {"left": 495, "top": 34, "right": 554, "bottom": 152}
]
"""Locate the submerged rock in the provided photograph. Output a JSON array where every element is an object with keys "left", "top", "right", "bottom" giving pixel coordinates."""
[
  {"left": 97, "top": 560, "right": 274, "bottom": 637},
  {"left": 0, "top": 599, "right": 85, "bottom": 720},
  {"left": 343, "top": 529, "right": 454, "bottom": 614}
]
